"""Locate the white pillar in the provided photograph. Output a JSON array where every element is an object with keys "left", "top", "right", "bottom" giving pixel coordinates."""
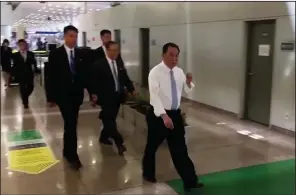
[
  {"left": 184, "top": 2, "right": 193, "bottom": 100},
  {"left": 16, "top": 26, "right": 26, "bottom": 40}
]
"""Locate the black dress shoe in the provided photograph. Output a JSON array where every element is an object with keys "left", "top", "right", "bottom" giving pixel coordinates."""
[
  {"left": 143, "top": 175, "right": 157, "bottom": 183},
  {"left": 117, "top": 145, "right": 127, "bottom": 156},
  {"left": 184, "top": 182, "right": 204, "bottom": 192},
  {"left": 64, "top": 156, "right": 82, "bottom": 170},
  {"left": 99, "top": 138, "right": 113, "bottom": 145}
]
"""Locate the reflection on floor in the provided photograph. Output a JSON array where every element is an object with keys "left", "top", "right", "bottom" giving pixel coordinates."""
[{"left": 1, "top": 77, "right": 295, "bottom": 194}]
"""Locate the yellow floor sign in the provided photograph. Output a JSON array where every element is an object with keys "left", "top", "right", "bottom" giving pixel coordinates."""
[{"left": 7, "top": 130, "right": 59, "bottom": 174}]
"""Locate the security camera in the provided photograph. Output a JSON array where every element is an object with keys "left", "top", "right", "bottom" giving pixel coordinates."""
[{"left": 47, "top": 16, "right": 51, "bottom": 21}]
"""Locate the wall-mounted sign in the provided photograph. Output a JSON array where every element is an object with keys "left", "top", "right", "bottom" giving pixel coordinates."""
[
  {"left": 151, "top": 39, "right": 156, "bottom": 46},
  {"left": 258, "top": 44, "right": 270, "bottom": 56},
  {"left": 281, "top": 42, "right": 294, "bottom": 51},
  {"left": 261, "top": 32, "right": 269, "bottom": 37}
]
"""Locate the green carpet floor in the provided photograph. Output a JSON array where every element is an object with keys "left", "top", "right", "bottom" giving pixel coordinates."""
[{"left": 167, "top": 159, "right": 295, "bottom": 195}]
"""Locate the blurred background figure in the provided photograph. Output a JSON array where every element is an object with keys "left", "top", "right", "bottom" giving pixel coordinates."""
[
  {"left": 36, "top": 37, "right": 43, "bottom": 50},
  {"left": 0, "top": 39, "right": 13, "bottom": 88},
  {"left": 13, "top": 39, "right": 37, "bottom": 109}
]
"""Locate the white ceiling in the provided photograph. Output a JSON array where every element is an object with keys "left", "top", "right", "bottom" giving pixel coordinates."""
[{"left": 11, "top": 2, "right": 113, "bottom": 31}]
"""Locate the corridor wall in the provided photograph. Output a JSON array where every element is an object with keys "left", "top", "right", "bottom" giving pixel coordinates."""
[{"left": 75, "top": 2, "right": 295, "bottom": 131}]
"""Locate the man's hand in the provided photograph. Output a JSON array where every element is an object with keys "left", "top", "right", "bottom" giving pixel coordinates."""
[
  {"left": 161, "top": 114, "right": 174, "bottom": 129},
  {"left": 47, "top": 102, "right": 56, "bottom": 108},
  {"left": 186, "top": 73, "right": 193, "bottom": 86},
  {"left": 91, "top": 94, "right": 97, "bottom": 107}
]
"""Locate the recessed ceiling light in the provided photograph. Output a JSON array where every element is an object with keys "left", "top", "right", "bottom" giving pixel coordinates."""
[
  {"left": 48, "top": 4, "right": 52, "bottom": 6},
  {"left": 45, "top": 10, "right": 48, "bottom": 12},
  {"left": 38, "top": 10, "right": 41, "bottom": 11},
  {"left": 96, "top": 9, "right": 100, "bottom": 11},
  {"left": 56, "top": 5, "right": 60, "bottom": 8}
]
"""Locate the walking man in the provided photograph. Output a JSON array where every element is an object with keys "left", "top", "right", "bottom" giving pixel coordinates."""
[
  {"left": 142, "top": 42, "right": 204, "bottom": 192},
  {"left": 47, "top": 25, "right": 94, "bottom": 170},
  {"left": 13, "top": 39, "right": 37, "bottom": 109},
  {"left": 91, "top": 41, "right": 136, "bottom": 155}
]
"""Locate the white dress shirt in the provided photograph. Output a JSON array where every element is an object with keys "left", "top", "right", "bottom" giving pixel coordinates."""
[
  {"left": 64, "top": 45, "right": 75, "bottom": 64},
  {"left": 106, "top": 56, "right": 119, "bottom": 91},
  {"left": 102, "top": 45, "right": 107, "bottom": 55},
  {"left": 148, "top": 61, "right": 194, "bottom": 117}
]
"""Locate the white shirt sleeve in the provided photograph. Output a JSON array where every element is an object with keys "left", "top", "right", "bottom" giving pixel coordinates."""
[
  {"left": 182, "top": 70, "right": 195, "bottom": 94},
  {"left": 149, "top": 69, "right": 166, "bottom": 117}
]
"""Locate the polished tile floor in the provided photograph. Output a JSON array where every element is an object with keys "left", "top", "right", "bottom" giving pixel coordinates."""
[{"left": 1, "top": 77, "right": 295, "bottom": 194}]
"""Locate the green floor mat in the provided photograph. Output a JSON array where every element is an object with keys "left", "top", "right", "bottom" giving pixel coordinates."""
[{"left": 167, "top": 159, "right": 295, "bottom": 195}]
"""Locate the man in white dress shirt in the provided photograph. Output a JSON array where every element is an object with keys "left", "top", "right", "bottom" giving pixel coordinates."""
[{"left": 142, "top": 43, "right": 204, "bottom": 192}]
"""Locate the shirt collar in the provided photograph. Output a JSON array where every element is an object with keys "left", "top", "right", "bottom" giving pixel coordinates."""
[
  {"left": 64, "top": 45, "right": 75, "bottom": 54},
  {"left": 102, "top": 45, "right": 106, "bottom": 54},
  {"left": 160, "top": 61, "right": 176, "bottom": 73},
  {"left": 106, "top": 55, "right": 115, "bottom": 64}
]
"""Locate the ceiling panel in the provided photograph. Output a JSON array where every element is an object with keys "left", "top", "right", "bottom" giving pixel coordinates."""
[{"left": 11, "top": 2, "right": 114, "bottom": 30}]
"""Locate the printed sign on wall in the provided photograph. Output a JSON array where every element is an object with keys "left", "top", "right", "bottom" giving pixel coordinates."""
[{"left": 258, "top": 44, "right": 270, "bottom": 56}]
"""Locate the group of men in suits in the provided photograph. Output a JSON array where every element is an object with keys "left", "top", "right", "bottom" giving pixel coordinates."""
[
  {"left": 46, "top": 25, "right": 136, "bottom": 169},
  {"left": 12, "top": 24, "right": 203, "bottom": 192}
]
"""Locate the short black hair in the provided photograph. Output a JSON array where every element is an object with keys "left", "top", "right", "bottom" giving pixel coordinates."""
[
  {"left": 105, "top": 41, "right": 117, "bottom": 50},
  {"left": 162, "top": 42, "right": 180, "bottom": 54},
  {"left": 63, "top": 25, "right": 78, "bottom": 34},
  {"left": 100, "top": 29, "right": 111, "bottom": 36},
  {"left": 18, "top": 39, "right": 26, "bottom": 44},
  {"left": 3, "top": 39, "right": 9, "bottom": 44}
]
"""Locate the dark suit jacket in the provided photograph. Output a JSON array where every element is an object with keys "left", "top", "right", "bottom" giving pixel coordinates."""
[
  {"left": 91, "top": 57, "right": 135, "bottom": 105},
  {"left": 47, "top": 46, "right": 91, "bottom": 105},
  {"left": 0, "top": 46, "right": 12, "bottom": 71},
  {"left": 13, "top": 51, "right": 36, "bottom": 82}
]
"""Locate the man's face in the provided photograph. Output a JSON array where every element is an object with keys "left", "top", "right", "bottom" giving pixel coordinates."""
[
  {"left": 101, "top": 33, "right": 111, "bottom": 45},
  {"left": 3, "top": 43, "right": 8, "bottom": 47},
  {"left": 18, "top": 42, "right": 26, "bottom": 51},
  {"left": 64, "top": 30, "right": 78, "bottom": 48},
  {"left": 163, "top": 46, "right": 179, "bottom": 67},
  {"left": 107, "top": 44, "right": 119, "bottom": 60}
]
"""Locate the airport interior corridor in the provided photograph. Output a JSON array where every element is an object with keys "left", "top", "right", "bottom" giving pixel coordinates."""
[{"left": 1, "top": 76, "right": 295, "bottom": 195}]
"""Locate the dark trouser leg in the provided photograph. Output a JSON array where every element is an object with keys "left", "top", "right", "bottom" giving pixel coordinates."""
[
  {"left": 166, "top": 111, "right": 198, "bottom": 188},
  {"left": 100, "top": 101, "right": 123, "bottom": 147},
  {"left": 19, "top": 80, "right": 34, "bottom": 106},
  {"left": 19, "top": 82, "right": 28, "bottom": 105},
  {"left": 99, "top": 110, "right": 109, "bottom": 140},
  {"left": 58, "top": 101, "right": 80, "bottom": 160},
  {"left": 142, "top": 109, "right": 166, "bottom": 178}
]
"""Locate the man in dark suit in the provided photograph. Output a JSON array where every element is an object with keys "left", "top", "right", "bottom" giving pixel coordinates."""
[
  {"left": 13, "top": 39, "right": 37, "bottom": 109},
  {"left": 91, "top": 41, "right": 136, "bottom": 156},
  {"left": 92, "top": 29, "right": 111, "bottom": 61},
  {"left": 91, "top": 29, "right": 127, "bottom": 145},
  {"left": 47, "top": 25, "right": 93, "bottom": 170}
]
